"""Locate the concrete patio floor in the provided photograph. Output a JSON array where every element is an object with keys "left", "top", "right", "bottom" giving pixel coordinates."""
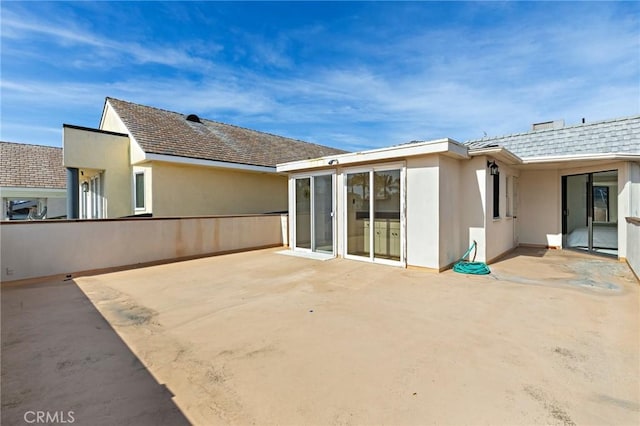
[{"left": 2, "top": 247, "right": 639, "bottom": 425}]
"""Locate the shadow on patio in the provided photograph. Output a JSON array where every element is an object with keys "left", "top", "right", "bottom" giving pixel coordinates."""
[{"left": 1, "top": 280, "right": 190, "bottom": 426}]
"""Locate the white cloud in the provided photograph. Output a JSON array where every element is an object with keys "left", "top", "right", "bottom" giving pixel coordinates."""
[
  {"left": 1, "top": 2, "right": 638, "bottom": 150},
  {"left": 1, "top": 8, "right": 220, "bottom": 71}
]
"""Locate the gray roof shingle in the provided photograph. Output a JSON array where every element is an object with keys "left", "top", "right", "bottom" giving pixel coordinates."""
[
  {"left": 106, "top": 98, "right": 348, "bottom": 167},
  {"left": 0, "top": 142, "right": 66, "bottom": 189},
  {"left": 465, "top": 115, "right": 640, "bottom": 159}
]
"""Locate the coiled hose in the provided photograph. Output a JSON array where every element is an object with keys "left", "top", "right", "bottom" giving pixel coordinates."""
[{"left": 453, "top": 240, "right": 491, "bottom": 275}]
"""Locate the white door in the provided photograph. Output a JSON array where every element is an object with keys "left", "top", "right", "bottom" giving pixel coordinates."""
[{"left": 293, "top": 174, "right": 335, "bottom": 254}]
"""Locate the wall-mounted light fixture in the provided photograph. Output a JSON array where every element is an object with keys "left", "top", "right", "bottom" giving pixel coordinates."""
[
  {"left": 487, "top": 160, "right": 499, "bottom": 176},
  {"left": 81, "top": 181, "right": 89, "bottom": 193},
  {"left": 328, "top": 159, "right": 339, "bottom": 165}
]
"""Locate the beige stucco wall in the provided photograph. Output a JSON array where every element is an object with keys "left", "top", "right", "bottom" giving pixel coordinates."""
[
  {"left": 100, "top": 103, "right": 129, "bottom": 134},
  {"left": 484, "top": 159, "right": 520, "bottom": 262},
  {"left": 406, "top": 155, "right": 440, "bottom": 268},
  {"left": 438, "top": 155, "right": 463, "bottom": 267},
  {"left": 616, "top": 162, "right": 633, "bottom": 259},
  {"left": 63, "top": 126, "right": 132, "bottom": 218},
  {"left": 518, "top": 169, "right": 561, "bottom": 247},
  {"left": 627, "top": 219, "right": 640, "bottom": 278},
  {"left": 622, "top": 162, "right": 640, "bottom": 276},
  {"left": 100, "top": 101, "right": 146, "bottom": 164},
  {"left": 0, "top": 215, "right": 287, "bottom": 282},
  {"left": 458, "top": 157, "right": 487, "bottom": 262},
  {"left": 151, "top": 162, "right": 288, "bottom": 216}
]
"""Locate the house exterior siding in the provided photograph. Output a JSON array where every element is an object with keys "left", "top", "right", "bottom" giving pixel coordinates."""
[
  {"left": 279, "top": 115, "right": 639, "bottom": 274},
  {"left": 150, "top": 162, "right": 288, "bottom": 216},
  {"left": 484, "top": 160, "right": 520, "bottom": 262},
  {"left": 63, "top": 126, "right": 131, "bottom": 218},
  {"left": 406, "top": 155, "right": 440, "bottom": 268},
  {"left": 518, "top": 169, "right": 561, "bottom": 247},
  {"left": 458, "top": 156, "right": 488, "bottom": 263},
  {"left": 438, "top": 155, "right": 463, "bottom": 267}
]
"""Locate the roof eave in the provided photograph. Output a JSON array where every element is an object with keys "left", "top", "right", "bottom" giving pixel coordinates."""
[
  {"left": 468, "top": 146, "right": 523, "bottom": 165},
  {"left": 521, "top": 153, "right": 640, "bottom": 164},
  {"left": 277, "top": 138, "right": 469, "bottom": 173}
]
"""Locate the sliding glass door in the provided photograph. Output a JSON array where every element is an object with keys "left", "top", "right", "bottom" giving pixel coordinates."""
[
  {"left": 313, "top": 175, "right": 334, "bottom": 253},
  {"left": 346, "top": 166, "right": 403, "bottom": 264},
  {"left": 294, "top": 174, "right": 334, "bottom": 254},
  {"left": 563, "top": 170, "right": 618, "bottom": 256},
  {"left": 346, "top": 172, "right": 370, "bottom": 258},
  {"left": 295, "top": 178, "right": 311, "bottom": 249}
]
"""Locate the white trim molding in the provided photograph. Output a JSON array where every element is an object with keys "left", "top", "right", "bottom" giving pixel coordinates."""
[{"left": 277, "top": 138, "right": 468, "bottom": 173}]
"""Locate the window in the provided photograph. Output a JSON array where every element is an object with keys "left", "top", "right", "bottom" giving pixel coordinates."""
[
  {"left": 493, "top": 172, "right": 500, "bottom": 219},
  {"left": 134, "top": 172, "right": 145, "bottom": 209}
]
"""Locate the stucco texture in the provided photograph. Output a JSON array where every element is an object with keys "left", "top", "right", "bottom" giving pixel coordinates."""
[
  {"left": 150, "top": 162, "right": 288, "bottom": 216},
  {"left": 63, "top": 126, "right": 131, "bottom": 218}
]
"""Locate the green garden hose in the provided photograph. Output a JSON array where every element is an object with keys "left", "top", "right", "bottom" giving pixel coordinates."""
[{"left": 453, "top": 240, "right": 491, "bottom": 275}]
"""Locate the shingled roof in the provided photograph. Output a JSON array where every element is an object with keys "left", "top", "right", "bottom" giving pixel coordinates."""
[
  {"left": 465, "top": 115, "right": 640, "bottom": 159},
  {"left": 0, "top": 142, "right": 66, "bottom": 189},
  {"left": 105, "top": 98, "right": 348, "bottom": 167}
]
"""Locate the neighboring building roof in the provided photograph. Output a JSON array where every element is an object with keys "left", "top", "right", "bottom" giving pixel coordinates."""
[
  {"left": 0, "top": 142, "right": 66, "bottom": 189},
  {"left": 105, "top": 98, "right": 348, "bottom": 167},
  {"left": 465, "top": 115, "right": 640, "bottom": 159}
]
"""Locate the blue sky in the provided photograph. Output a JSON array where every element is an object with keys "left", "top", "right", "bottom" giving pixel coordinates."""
[{"left": 1, "top": 1, "right": 639, "bottom": 151}]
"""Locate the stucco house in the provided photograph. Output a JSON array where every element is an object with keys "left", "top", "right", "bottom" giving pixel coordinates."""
[
  {"left": 277, "top": 116, "right": 640, "bottom": 273},
  {"left": 63, "top": 98, "right": 346, "bottom": 219},
  {"left": 0, "top": 141, "right": 67, "bottom": 220}
]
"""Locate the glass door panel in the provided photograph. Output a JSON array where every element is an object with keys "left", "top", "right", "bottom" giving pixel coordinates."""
[
  {"left": 346, "top": 172, "right": 370, "bottom": 257},
  {"left": 592, "top": 171, "right": 618, "bottom": 255},
  {"left": 563, "top": 171, "right": 618, "bottom": 256},
  {"left": 313, "top": 175, "right": 333, "bottom": 253},
  {"left": 565, "top": 174, "right": 588, "bottom": 250},
  {"left": 373, "top": 170, "right": 401, "bottom": 261},
  {"left": 295, "top": 178, "right": 311, "bottom": 249}
]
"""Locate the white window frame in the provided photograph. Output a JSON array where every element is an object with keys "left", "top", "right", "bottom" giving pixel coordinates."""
[
  {"left": 134, "top": 171, "right": 145, "bottom": 210},
  {"left": 80, "top": 171, "right": 104, "bottom": 219},
  {"left": 290, "top": 171, "right": 336, "bottom": 255},
  {"left": 342, "top": 162, "right": 406, "bottom": 267}
]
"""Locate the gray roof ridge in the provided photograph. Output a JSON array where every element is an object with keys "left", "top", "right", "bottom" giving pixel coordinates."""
[{"left": 465, "top": 114, "right": 640, "bottom": 144}]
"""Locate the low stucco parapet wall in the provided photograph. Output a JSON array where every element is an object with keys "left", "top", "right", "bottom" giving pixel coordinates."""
[
  {"left": 0, "top": 214, "right": 288, "bottom": 283},
  {"left": 625, "top": 217, "right": 640, "bottom": 280}
]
